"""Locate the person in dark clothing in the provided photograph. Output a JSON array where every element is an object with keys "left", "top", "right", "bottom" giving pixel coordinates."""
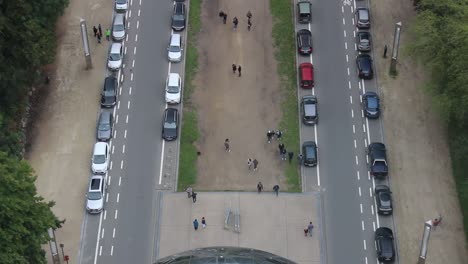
[
  {"left": 93, "top": 26, "right": 98, "bottom": 37},
  {"left": 224, "top": 138, "right": 231, "bottom": 152},
  {"left": 219, "top": 10, "right": 225, "bottom": 19},
  {"left": 232, "top": 64, "right": 237, "bottom": 74},
  {"left": 193, "top": 219, "right": 199, "bottom": 230},
  {"left": 257, "top": 182, "right": 263, "bottom": 193},
  {"left": 276, "top": 130, "right": 283, "bottom": 140},
  {"left": 383, "top": 44, "right": 388, "bottom": 58},
  {"left": 253, "top": 159, "right": 259, "bottom": 171},
  {"left": 307, "top": 222, "right": 314, "bottom": 237},
  {"left": 278, "top": 143, "right": 285, "bottom": 153},
  {"left": 273, "top": 185, "right": 280, "bottom": 196},
  {"left": 247, "top": 19, "right": 252, "bottom": 31},
  {"left": 202, "top": 217, "right": 207, "bottom": 228},
  {"left": 233, "top": 17, "right": 238, "bottom": 30},
  {"left": 192, "top": 192, "right": 197, "bottom": 203},
  {"left": 281, "top": 148, "right": 287, "bottom": 160},
  {"left": 223, "top": 13, "right": 227, "bottom": 24},
  {"left": 288, "top": 152, "right": 294, "bottom": 163},
  {"left": 246, "top": 10, "right": 252, "bottom": 19},
  {"left": 97, "top": 32, "right": 102, "bottom": 43},
  {"left": 298, "top": 153, "right": 304, "bottom": 165},
  {"left": 267, "top": 130, "right": 273, "bottom": 143},
  {"left": 238, "top": 65, "right": 242, "bottom": 77},
  {"left": 98, "top": 24, "right": 102, "bottom": 37}
]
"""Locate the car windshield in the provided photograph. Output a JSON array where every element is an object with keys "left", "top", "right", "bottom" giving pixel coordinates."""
[
  {"left": 359, "top": 11, "right": 369, "bottom": 20},
  {"left": 167, "top": 85, "right": 179, "bottom": 93},
  {"left": 174, "top": 15, "right": 184, "bottom": 21},
  {"left": 88, "top": 191, "right": 102, "bottom": 200},
  {"left": 116, "top": 0, "right": 126, "bottom": 4},
  {"left": 114, "top": 24, "right": 124, "bottom": 31},
  {"left": 99, "top": 124, "right": 110, "bottom": 131},
  {"left": 169, "top": 45, "right": 180, "bottom": 52},
  {"left": 367, "top": 97, "right": 378, "bottom": 109},
  {"left": 164, "top": 121, "right": 176, "bottom": 129},
  {"left": 110, "top": 53, "right": 121, "bottom": 61},
  {"left": 93, "top": 154, "right": 106, "bottom": 164}
]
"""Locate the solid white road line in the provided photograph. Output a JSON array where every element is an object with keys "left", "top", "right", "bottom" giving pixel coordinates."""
[{"left": 94, "top": 211, "right": 104, "bottom": 263}]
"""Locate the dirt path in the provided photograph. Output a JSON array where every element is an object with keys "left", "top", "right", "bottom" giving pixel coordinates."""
[
  {"left": 26, "top": 0, "right": 113, "bottom": 262},
  {"left": 192, "top": 0, "right": 287, "bottom": 191},
  {"left": 370, "top": 0, "right": 468, "bottom": 262}
]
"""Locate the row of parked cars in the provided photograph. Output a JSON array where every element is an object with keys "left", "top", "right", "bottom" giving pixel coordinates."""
[{"left": 296, "top": 1, "right": 395, "bottom": 262}]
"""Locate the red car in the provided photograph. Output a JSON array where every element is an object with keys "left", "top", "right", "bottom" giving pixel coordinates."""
[{"left": 299, "top": 63, "right": 314, "bottom": 88}]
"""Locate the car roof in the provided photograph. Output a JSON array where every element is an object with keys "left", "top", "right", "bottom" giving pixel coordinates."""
[
  {"left": 99, "top": 111, "right": 111, "bottom": 121},
  {"left": 89, "top": 175, "right": 104, "bottom": 190},
  {"left": 94, "top": 142, "right": 108, "bottom": 154},
  {"left": 170, "top": 34, "right": 181, "bottom": 44},
  {"left": 165, "top": 108, "right": 178, "bottom": 121},
  {"left": 168, "top": 73, "right": 180, "bottom": 85},
  {"left": 175, "top": 2, "right": 184, "bottom": 12},
  {"left": 114, "top": 13, "right": 125, "bottom": 24},
  {"left": 111, "top": 43, "right": 122, "bottom": 53},
  {"left": 104, "top": 76, "right": 116, "bottom": 90}
]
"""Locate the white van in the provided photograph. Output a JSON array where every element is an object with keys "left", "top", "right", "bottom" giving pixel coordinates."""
[{"left": 167, "top": 34, "right": 182, "bottom": 62}]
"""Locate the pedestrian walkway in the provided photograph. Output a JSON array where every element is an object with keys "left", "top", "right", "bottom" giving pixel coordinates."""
[{"left": 156, "top": 192, "right": 323, "bottom": 264}]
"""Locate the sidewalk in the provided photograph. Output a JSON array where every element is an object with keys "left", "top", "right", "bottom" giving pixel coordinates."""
[
  {"left": 26, "top": 0, "right": 113, "bottom": 262},
  {"left": 157, "top": 192, "right": 323, "bottom": 264}
]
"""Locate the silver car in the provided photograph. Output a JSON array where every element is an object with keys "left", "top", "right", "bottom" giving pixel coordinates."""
[
  {"left": 167, "top": 34, "right": 183, "bottom": 62},
  {"left": 115, "top": 0, "right": 128, "bottom": 12},
  {"left": 86, "top": 175, "right": 105, "bottom": 214},
  {"left": 112, "top": 14, "right": 126, "bottom": 41},
  {"left": 107, "top": 43, "right": 123, "bottom": 71}
]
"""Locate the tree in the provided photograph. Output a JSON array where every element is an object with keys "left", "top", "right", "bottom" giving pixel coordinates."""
[{"left": 0, "top": 152, "right": 62, "bottom": 264}]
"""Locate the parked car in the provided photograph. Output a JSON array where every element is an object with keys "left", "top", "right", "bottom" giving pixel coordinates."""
[
  {"left": 107, "top": 43, "right": 123, "bottom": 71},
  {"left": 97, "top": 111, "right": 113, "bottom": 141},
  {"left": 355, "top": 7, "right": 370, "bottom": 28},
  {"left": 115, "top": 0, "right": 128, "bottom": 12},
  {"left": 297, "top": 0, "right": 312, "bottom": 23},
  {"left": 301, "top": 95, "right": 318, "bottom": 125},
  {"left": 375, "top": 227, "right": 396, "bottom": 262},
  {"left": 297, "top": 29, "right": 313, "bottom": 55},
  {"left": 367, "top": 142, "right": 388, "bottom": 177},
  {"left": 167, "top": 33, "right": 183, "bottom": 62},
  {"left": 171, "top": 2, "right": 186, "bottom": 31},
  {"left": 86, "top": 175, "right": 106, "bottom": 214},
  {"left": 91, "top": 142, "right": 110, "bottom": 174},
  {"left": 356, "top": 54, "right": 374, "bottom": 79},
  {"left": 162, "top": 108, "right": 179, "bottom": 141},
  {"left": 101, "top": 76, "right": 117, "bottom": 107},
  {"left": 357, "top": 31, "right": 371, "bottom": 51},
  {"left": 362, "top": 91, "right": 380, "bottom": 118},
  {"left": 299, "top": 62, "right": 314, "bottom": 88},
  {"left": 112, "top": 13, "right": 126, "bottom": 41},
  {"left": 375, "top": 185, "right": 393, "bottom": 215},
  {"left": 302, "top": 141, "right": 317, "bottom": 167},
  {"left": 165, "top": 73, "right": 182, "bottom": 104}
]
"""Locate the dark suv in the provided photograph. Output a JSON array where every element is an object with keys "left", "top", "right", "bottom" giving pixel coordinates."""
[
  {"left": 368, "top": 142, "right": 388, "bottom": 177},
  {"left": 297, "top": 0, "right": 312, "bottom": 23},
  {"left": 101, "top": 76, "right": 117, "bottom": 107},
  {"left": 356, "top": 54, "right": 374, "bottom": 79},
  {"left": 375, "top": 227, "right": 395, "bottom": 262},
  {"left": 302, "top": 141, "right": 317, "bottom": 167},
  {"left": 356, "top": 7, "right": 370, "bottom": 28},
  {"left": 301, "top": 95, "right": 318, "bottom": 125},
  {"left": 162, "top": 108, "right": 179, "bottom": 141},
  {"left": 362, "top": 92, "right": 380, "bottom": 118},
  {"left": 357, "top": 31, "right": 371, "bottom": 51},
  {"left": 171, "top": 2, "right": 186, "bottom": 31},
  {"left": 375, "top": 185, "right": 393, "bottom": 215},
  {"left": 297, "top": 29, "right": 312, "bottom": 55}
]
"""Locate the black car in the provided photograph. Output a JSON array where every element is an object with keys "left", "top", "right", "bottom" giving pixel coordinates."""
[
  {"left": 356, "top": 54, "right": 374, "bottom": 79},
  {"left": 375, "top": 227, "right": 395, "bottom": 262},
  {"left": 97, "top": 111, "right": 113, "bottom": 141},
  {"left": 302, "top": 141, "right": 317, "bottom": 167},
  {"left": 297, "top": 29, "right": 312, "bottom": 55},
  {"left": 101, "top": 76, "right": 117, "bottom": 107},
  {"left": 357, "top": 31, "right": 371, "bottom": 52},
  {"left": 297, "top": 0, "right": 312, "bottom": 23},
  {"left": 301, "top": 95, "right": 318, "bottom": 125},
  {"left": 368, "top": 142, "right": 388, "bottom": 177},
  {"left": 362, "top": 92, "right": 380, "bottom": 118},
  {"left": 355, "top": 7, "right": 370, "bottom": 29},
  {"left": 375, "top": 185, "right": 393, "bottom": 215},
  {"left": 162, "top": 108, "right": 179, "bottom": 141},
  {"left": 171, "top": 2, "right": 186, "bottom": 31}
]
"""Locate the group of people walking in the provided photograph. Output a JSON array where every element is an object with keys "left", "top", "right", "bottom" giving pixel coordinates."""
[{"left": 92, "top": 24, "right": 111, "bottom": 43}]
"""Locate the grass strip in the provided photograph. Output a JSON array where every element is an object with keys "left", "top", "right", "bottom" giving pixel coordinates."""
[
  {"left": 178, "top": 0, "right": 201, "bottom": 191},
  {"left": 270, "top": 0, "right": 301, "bottom": 192}
]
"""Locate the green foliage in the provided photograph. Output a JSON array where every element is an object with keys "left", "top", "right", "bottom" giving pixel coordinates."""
[{"left": 0, "top": 152, "right": 62, "bottom": 264}]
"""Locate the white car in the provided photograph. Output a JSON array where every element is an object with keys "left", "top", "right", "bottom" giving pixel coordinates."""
[
  {"left": 86, "top": 175, "right": 105, "bottom": 214},
  {"left": 165, "top": 73, "right": 181, "bottom": 104},
  {"left": 167, "top": 34, "right": 182, "bottom": 62},
  {"left": 91, "top": 142, "right": 110, "bottom": 174},
  {"left": 112, "top": 13, "right": 126, "bottom": 41},
  {"left": 115, "top": 0, "right": 128, "bottom": 12},
  {"left": 107, "top": 43, "right": 123, "bottom": 71}
]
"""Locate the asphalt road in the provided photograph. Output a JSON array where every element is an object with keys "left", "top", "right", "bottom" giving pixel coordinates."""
[
  {"left": 295, "top": 0, "right": 398, "bottom": 263},
  {"left": 79, "top": 0, "right": 185, "bottom": 263}
]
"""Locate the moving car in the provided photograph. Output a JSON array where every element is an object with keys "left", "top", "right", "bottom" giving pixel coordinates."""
[
  {"left": 367, "top": 142, "right": 388, "bottom": 177},
  {"left": 297, "top": 29, "right": 313, "bottom": 55},
  {"left": 297, "top": 0, "right": 312, "bottom": 23},
  {"left": 97, "top": 111, "right": 113, "bottom": 141},
  {"left": 355, "top": 7, "right": 370, "bottom": 29},
  {"left": 375, "top": 185, "right": 393, "bottom": 215},
  {"left": 356, "top": 31, "right": 371, "bottom": 52},
  {"left": 91, "top": 142, "right": 110, "bottom": 174},
  {"left": 168, "top": 34, "right": 183, "bottom": 62},
  {"left": 101, "top": 76, "right": 117, "bottom": 107},
  {"left": 107, "top": 43, "right": 123, "bottom": 71},
  {"left": 362, "top": 91, "right": 380, "bottom": 118},
  {"left": 165, "top": 73, "right": 182, "bottom": 104},
  {"left": 375, "top": 227, "right": 396, "bottom": 262},
  {"left": 356, "top": 54, "right": 374, "bottom": 79},
  {"left": 112, "top": 13, "right": 126, "bottom": 41},
  {"left": 171, "top": 2, "right": 186, "bottom": 31},
  {"left": 86, "top": 175, "right": 106, "bottom": 214},
  {"left": 162, "top": 108, "right": 179, "bottom": 141},
  {"left": 115, "top": 0, "right": 128, "bottom": 12},
  {"left": 302, "top": 141, "right": 317, "bottom": 167},
  {"left": 301, "top": 95, "right": 318, "bottom": 125},
  {"left": 299, "top": 62, "right": 314, "bottom": 88}
]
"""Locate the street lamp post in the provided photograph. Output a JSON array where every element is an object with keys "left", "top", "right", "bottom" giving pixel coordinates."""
[
  {"left": 390, "top": 22, "right": 402, "bottom": 75},
  {"left": 418, "top": 220, "right": 433, "bottom": 264},
  {"left": 80, "top": 18, "right": 92, "bottom": 69}
]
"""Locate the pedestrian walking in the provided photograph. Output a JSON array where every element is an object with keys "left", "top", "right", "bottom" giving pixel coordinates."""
[
  {"left": 257, "top": 182, "right": 263, "bottom": 193},
  {"left": 93, "top": 26, "right": 98, "bottom": 37},
  {"left": 232, "top": 64, "right": 237, "bottom": 74},
  {"left": 186, "top": 187, "right": 193, "bottom": 198},
  {"left": 193, "top": 219, "right": 199, "bottom": 230},
  {"left": 253, "top": 159, "right": 259, "bottom": 171},
  {"left": 105, "top": 29, "right": 111, "bottom": 41},
  {"left": 233, "top": 17, "right": 238, "bottom": 30},
  {"left": 219, "top": 10, "right": 225, "bottom": 20},
  {"left": 288, "top": 152, "right": 294, "bottom": 163},
  {"left": 247, "top": 158, "right": 253, "bottom": 170},
  {"left": 281, "top": 148, "right": 287, "bottom": 161},
  {"left": 246, "top": 10, "right": 252, "bottom": 19},
  {"left": 202, "top": 217, "right": 207, "bottom": 229},
  {"left": 298, "top": 153, "right": 304, "bottom": 165},
  {"left": 224, "top": 138, "right": 231, "bottom": 152},
  {"left": 432, "top": 214, "right": 442, "bottom": 230},
  {"left": 307, "top": 222, "right": 314, "bottom": 237},
  {"left": 278, "top": 143, "right": 285, "bottom": 153},
  {"left": 223, "top": 13, "right": 227, "bottom": 24},
  {"left": 383, "top": 44, "right": 388, "bottom": 58},
  {"left": 276, "top": 130, "right": 282, "bottom": 140},
  {"left": 98, "top": 24, "right": 102, "bottom": 37},
  {"left": 97, "top": 32, "right": 102, "bottom": 43},
  {"left": 192, "top": 192, "right": 198, "bottom": 203},
  {"left": 304, "top": 228, "right": 309, "bottom": 236},
  {"left": 247, "top": 19, "right": 252, "bottom": 31},
  {"left": 238, "top": 65, "right": 242, "bottom": 77},
  {"left": 267, "top": 130, "right": 273, "bottom": 143},
  {"left": 273, "top": 185, "right": 280, "bottom": 196}
]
